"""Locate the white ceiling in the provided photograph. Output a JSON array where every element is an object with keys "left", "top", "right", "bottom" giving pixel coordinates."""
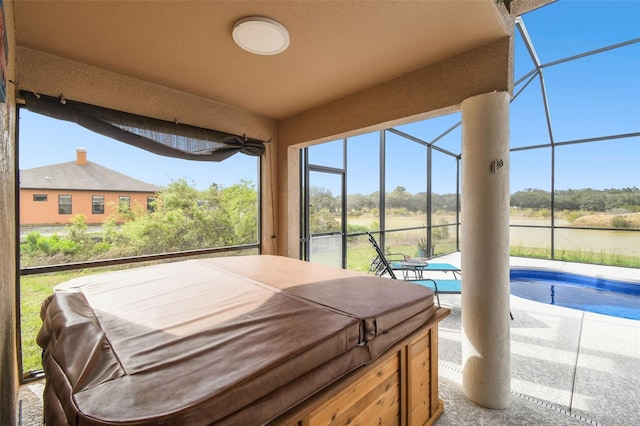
[{"left": 13, "top": 1, "right": 510, "bottom": 120}]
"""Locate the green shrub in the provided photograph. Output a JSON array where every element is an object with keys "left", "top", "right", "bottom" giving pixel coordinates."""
[
  {"left": 564, "top": 210, "right": 584, "bottom": 223},
  {"left": 611, "top": 216, "right": 630, "bottom": 228},
  {"left": 91, "top": 242, "right": 112, "bottom": 256},
  {"left": 57, "top": 238, "right": 79, "bottom": 255},
  {"left": 21, "top": 232, "right": 79, "bottom": 258},
  {"left": 346, "top": 223, "right": 369, "bottom": 234},
  {"left": 67, "top": 214, "right": 89, "bottom": 245},
  {"left": 24, "top": 232, "right": 41, "bottom": 253},
  {"left": 534, "top": 208, "right": 551, "bottom": 218}
]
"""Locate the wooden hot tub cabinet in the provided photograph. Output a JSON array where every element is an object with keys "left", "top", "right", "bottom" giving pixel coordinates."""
[
  {"left": 38, "top": 256, "right": 449, "bottom": 425},
  {"left": 271, "top": 307, "right": 450, "bottom": 426}
]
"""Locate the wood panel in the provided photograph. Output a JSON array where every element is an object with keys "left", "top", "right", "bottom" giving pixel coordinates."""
[
  {"left": 308, "top": 355, "right": 400, "bottom": 425},
  {"left": 271, "top": 307, "right": 449, "bottom": 426},
  {"left": 409, "top": 330, "right": 432, "bottom": 423}
]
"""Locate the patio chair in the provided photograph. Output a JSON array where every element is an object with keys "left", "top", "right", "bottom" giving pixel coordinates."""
[
  {"left": 365, "top": 232, "right": 459, "bottom": 306},
  {"left": 366, "top": 233, "right": 408, "bottom": 277},
  {"left": 365, "top": 232, "right": 514, "bottom": 319}
]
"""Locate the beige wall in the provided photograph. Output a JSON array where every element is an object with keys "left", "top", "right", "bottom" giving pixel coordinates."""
[
  {"left": 1, "top": 0, "right": 17, "bottom": 423},
  {"left": 19, "top": 189, "right": 157, "bottom": 225}
]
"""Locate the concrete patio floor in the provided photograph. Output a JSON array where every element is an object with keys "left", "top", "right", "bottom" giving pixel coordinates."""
[
  {"left": 433, "top": 254, "right": 640, "bottom": 426},
  {"left": 17, "top": 256, "right": 639, "bottom": 426}
]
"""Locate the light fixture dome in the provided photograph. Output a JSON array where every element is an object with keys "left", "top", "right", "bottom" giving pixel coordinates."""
[{"left": 232, "top": 16, "right": 289, "bottom": 55}]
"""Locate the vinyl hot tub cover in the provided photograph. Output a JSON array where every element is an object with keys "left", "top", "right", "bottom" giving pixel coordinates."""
[{"left": 38, "top": 255, "right": 436, "bottom": 425}]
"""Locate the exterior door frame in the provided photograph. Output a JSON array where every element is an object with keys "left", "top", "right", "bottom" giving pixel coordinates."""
[{"left": 301, "top": 144, "right": 347, "bottom": 268}]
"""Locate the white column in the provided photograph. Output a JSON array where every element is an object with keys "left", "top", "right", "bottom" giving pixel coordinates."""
[{"left": 460, "top": 91, "right": 511, "bottom": 409}]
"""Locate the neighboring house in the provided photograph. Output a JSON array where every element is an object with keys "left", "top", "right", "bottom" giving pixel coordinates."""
[{"left": 19, "top": 149, "right": 161, "bottom": 225}]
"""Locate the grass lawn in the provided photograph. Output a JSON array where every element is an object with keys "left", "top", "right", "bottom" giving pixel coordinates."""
[{"left": 20, "top": 270, "right": 99, "bottom": 374}]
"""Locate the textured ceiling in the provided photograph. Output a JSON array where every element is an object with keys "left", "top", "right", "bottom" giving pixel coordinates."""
[{"left": 13, "top": 1, "right": 509, "bottom": 120}]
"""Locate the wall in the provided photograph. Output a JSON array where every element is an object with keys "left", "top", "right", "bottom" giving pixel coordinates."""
[
  {"left": 20, "top": 189, "right": 157, "bottom": 225},
  {"left": 0, "top": 0, "right": 17, "bottom": 422}
]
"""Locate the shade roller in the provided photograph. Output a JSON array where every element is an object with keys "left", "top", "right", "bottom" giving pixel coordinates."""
[{"left": 21, "top": 92, "right": 265, "bottom": 162}]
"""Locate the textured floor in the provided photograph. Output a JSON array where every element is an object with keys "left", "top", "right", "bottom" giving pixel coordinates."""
[
  {"left": 17, "top": 257, "right": 640, "bottom": 426},
  {"left": 433, "top": 255, "right": 640, "bottom": 426},
  {"left": 434, "top": 295, "right": 639, "bottom": 426},
  {"left": 17, "top": 379, "right": 44, "bottom": 426}
]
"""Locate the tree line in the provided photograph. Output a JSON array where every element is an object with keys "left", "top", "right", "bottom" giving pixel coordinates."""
[
  {"left": 510, "top": 187, "right": 640, "bottom": 212},
  {"left": 337, "top": 186, "right": 640, "bottom": 213},
  {"left": 312, "top": 186, "right": 458, "bottom": 214}
]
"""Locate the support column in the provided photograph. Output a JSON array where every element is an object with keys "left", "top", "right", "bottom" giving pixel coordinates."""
[{"left": 460, "top": 91, "right": 511, "bottom": 409}]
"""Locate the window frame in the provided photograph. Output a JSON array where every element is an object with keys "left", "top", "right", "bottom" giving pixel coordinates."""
[
  {"left": 58, "top": 195, "right": 72, "bottom": 215},
  {"left": 92, "top": 195, "right": 105, "bottom": 215},
  {"left": 147, "top": 196, "right": 157, "bottom": 212},
  {"left": 118, "top": 195, "right": 131, "bottom": 213}
]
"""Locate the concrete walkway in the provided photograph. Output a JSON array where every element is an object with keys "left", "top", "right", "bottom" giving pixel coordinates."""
[{"left": 433, "top": 254, "right": 640, "bottom": 426}]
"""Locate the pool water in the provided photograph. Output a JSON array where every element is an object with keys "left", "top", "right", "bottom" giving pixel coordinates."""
[{"left": 510, "top": 269, "right": 640, "bottom": 321}]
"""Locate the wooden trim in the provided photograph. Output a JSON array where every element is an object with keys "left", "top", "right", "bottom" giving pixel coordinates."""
[
  {"left": 270, "top": 307, "right": 450, "bottom": 425},
  {"left": 431, "top": 326, "right": 440, "bottom": 418},
  {"left": 399, "top": 345, "right": 408, "bottom": 426}
]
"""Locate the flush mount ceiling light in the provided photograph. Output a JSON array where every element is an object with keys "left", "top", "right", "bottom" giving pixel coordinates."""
[{"left": 232, "top": 16, "right": 290, "bottom": 55}]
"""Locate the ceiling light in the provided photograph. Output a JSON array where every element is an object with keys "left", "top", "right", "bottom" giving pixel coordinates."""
[{"left": 232, "top": 16, "right": 289, "bottom": 55}]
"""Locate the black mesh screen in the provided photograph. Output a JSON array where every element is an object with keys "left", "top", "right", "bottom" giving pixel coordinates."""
[{"left": 21, "top": 92, "right": 265, "bottom": 162}]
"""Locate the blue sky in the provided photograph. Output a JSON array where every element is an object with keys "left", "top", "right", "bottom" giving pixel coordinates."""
[
  {"left": 19, "top": 0, "right": 639, "bottom": 195},
  {"left": 311, "top": 0, "right": 640, "bottom": 195}
]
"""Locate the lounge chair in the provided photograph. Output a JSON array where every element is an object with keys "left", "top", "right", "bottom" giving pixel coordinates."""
[
  {"left": 365, "top": 232, "right": 460, "bottom": 306},
  {"left": 365, "top": 232, "right": 514, "bottom": 319}
]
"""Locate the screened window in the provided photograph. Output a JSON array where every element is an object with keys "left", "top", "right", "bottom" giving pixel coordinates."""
[
  {"left": 92, "top": 196, "right": 105, "bottom": 214},
  {"left": 33, "top": 194, "right": 47, "bottom": 202},
  {"left": 58, "top": 195, "right": 71, "bottom": 214},
  {"left": 347, "top": 132, "right": 380, "bottom": 231},
  {"left": 119, "top": 196, "right": 131, "bottom": 213},
  {"left": 147, "top": 196, "right": 157, "bottom": 212}
]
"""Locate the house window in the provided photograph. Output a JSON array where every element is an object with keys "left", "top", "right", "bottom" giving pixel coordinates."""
[
  {"left": 119, "top": 196, "right": 131, "bottom": 213},
  {"left": 58, "top": 195, "right": 72, "bottom": 214},
  {"left": 147, "top": 196, "right": 157, "bottom": 212},
  {"left": 92, "top": 195, "right": 105, "bottom": 214},
  {"left": 33, "top": 194, "right": 47, "bottom": 202}
]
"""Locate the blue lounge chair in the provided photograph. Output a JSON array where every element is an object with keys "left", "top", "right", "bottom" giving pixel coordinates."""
[
  {"left": 365, "top": 232, "right": 461, "bottom": 306},
  {"left": 366, "top": 232, "right": 514, "bottom": 319},
  {"left": 389, "top": 260, "right": 461, "bottom": 279}
]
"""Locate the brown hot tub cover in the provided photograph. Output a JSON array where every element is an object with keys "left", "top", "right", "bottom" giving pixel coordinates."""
[{"left": 38, "top": 255, "right": 435, "bottom": 425}]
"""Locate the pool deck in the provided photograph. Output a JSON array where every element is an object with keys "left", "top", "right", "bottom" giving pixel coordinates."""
[
  {"left": 17, "top": 256, "right": 639, "bottom": 425},
  {"left": 433, "top": 254, "right": 640, "bottom": 426}
]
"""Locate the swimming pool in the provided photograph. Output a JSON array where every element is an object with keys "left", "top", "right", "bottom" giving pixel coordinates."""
[{"left": 510, "top": 269, "right": 640, "bottom": 321}]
